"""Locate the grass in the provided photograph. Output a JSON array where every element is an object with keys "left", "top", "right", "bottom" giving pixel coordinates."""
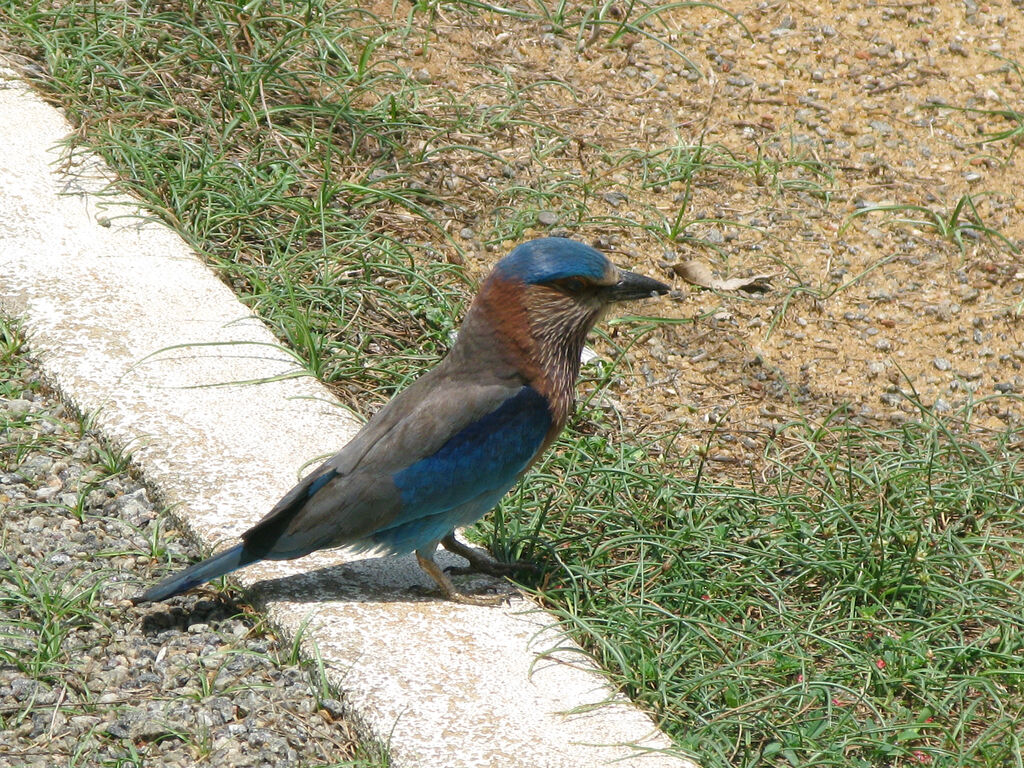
[
  {"left": 2, "top": 0, "right": 475, "bottom": 410},
  {"left": 2, "top": 1, "right": 1024, "bottom": 766},
  {"left": 926, "top": 50, "right": 1024, "bottom": 153},
  {"left": 0, "top": 559, "right": 107, "bottom": 684},
  {"left": 840, "top": 194, "right": 1021, "bottom": 256},
  {"left": 484, "top": 391, "right": 1024, "bottom": 766}
]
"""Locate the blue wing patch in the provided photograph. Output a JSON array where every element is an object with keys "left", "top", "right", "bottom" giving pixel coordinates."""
[
  {"left": 385, "top": 386, "right": 551, "bottom": 542},
  {"left": 305, "top": 468, "right": 338, "bottom": 498}
]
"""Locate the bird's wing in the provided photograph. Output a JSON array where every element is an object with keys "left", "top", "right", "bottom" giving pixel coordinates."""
[
  {"left": 385, "top": 384, "right": 551, "bottom": 527},
  {"left": 242, "top": 373, "right": 551, "bottom": 558}
]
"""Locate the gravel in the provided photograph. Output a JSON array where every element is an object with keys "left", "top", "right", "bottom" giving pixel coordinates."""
[{"left": 0, "top": 357, "right": 373, "bottom": 768}]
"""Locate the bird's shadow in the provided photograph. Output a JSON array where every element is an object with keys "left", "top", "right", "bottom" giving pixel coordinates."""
[
  {"left": 138, "top": 548, "right": 525, "bottom": 631},
  {"left": 137, "top": 595, "right": 247, "bottom": 634},
  {"left": 256, "top": 550, "right": 516, "bottom": 605}
]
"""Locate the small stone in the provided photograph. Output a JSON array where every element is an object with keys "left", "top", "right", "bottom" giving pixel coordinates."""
[
  {"left": 69, "top": 714, "right": 102, "bottom": 735},
  {"left": 34, "top": 484, "right": 61, "bottom": 501},
  {"left": 536, "top": 211, "right": 559, "bottom": 226},
  {"left": 105, "top": 721, "right": 131, "bottom": 739},
  {"left": 933, "top": 357, "right": 951, "bottom": 371},
  {"left": 320, "top": 698, "right": 347, "bottom": 719},
  {"left": 867, "top": 361, "right": 886, "bottom": 378},
  {"left": 795, "top": 108, "right": 816, "bottom": 125},
  {"left": 880, "top": 392, "right": 902, "bottom": 407},
  {"left": 7, "top": 399, "right": 33, "bottom": 417}
]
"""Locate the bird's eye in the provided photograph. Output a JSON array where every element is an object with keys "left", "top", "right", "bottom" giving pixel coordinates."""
[{"left": 554, "top": 277, "right": 587, "bottom": 294}]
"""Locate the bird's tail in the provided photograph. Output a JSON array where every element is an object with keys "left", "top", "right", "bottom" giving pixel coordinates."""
[{"left": 136, "top": 544, "right": 253, "bottom": 603}]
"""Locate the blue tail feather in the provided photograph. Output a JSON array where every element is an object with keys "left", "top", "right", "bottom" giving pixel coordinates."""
[{"left": 137, "top": 544, "right": 250, "bottom": 602}]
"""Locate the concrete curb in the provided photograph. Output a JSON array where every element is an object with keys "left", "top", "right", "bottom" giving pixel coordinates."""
[{"left": 0, "top": 63, "right": 697, "bottom": 768}]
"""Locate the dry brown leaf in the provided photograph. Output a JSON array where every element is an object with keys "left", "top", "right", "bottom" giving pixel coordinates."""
[{"left": 668, "top": 261, "right": 774, "bottom": 294}]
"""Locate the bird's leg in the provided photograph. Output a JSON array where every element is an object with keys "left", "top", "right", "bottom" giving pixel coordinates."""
[
  {"left": 415, "top": 548, "right": 505, "bottom": 606},
  {"left": 440, "top": 533, "right": 539, "bottom": 577}
]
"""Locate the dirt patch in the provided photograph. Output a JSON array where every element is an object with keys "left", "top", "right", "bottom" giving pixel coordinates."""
[{"left": 354, "top": 0, "right": 1024, "bottom": 468}]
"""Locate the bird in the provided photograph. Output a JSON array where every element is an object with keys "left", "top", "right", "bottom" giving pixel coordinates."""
[{"left": 138, "top": 237, "right": 669, "bottom": 605}]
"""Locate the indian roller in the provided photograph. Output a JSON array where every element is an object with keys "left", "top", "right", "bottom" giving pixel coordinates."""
[{"left": 138, "top": 237, "right": 669, "bottom": 605}]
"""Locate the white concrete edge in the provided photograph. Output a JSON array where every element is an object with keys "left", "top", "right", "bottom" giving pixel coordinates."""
[{"left": 0, "top": 61, "right": 699, "bottom": 768}]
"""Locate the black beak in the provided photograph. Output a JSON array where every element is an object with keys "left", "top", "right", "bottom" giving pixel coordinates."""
[{"left": 607, "top": 270, "right": 670, "bottom": 302}]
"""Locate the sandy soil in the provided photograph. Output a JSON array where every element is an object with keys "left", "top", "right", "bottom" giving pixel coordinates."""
[{"left": 351, "top": 0, "right": 1024, "bottom": 471}]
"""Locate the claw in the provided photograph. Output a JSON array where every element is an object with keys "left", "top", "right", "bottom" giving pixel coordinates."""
[
  {"left": 415, "top": 549, "right": 508, "bottom": 606},
  {"left": 440, "top": 533, "right": 539, "bottom": 576}
]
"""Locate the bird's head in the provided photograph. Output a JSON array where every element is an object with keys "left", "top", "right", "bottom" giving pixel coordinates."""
[
  {"left": 490, "top": 237, "right": 669, "bottom": 311},
  {"left": 462, "top": 238, "right": 669, "bottom": 411}
]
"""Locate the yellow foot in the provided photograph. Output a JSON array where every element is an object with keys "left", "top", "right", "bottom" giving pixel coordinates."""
[{"left": 416, "top": 549, "right": 509, "bottom": 606}]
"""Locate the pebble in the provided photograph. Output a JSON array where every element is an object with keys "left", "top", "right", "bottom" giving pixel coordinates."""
[
  {"left": 867, "top": 361, "right": 887, "bottom": 378},
  {"left": 601, "top": 191, "right": 628, "bottom": 207},
  {"left": 880, "top": 392, "right": 902, "bottom": 407},
  {"left": 7, "top": 398, "right": 33, "bottom": 417}
]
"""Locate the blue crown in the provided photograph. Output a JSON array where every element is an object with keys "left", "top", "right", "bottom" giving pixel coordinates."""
[{"left": 493, "top": 238, "right": 613, "bottom": 285}]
